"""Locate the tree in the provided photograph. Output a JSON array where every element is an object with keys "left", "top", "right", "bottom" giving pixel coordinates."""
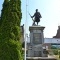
[{"left": 0, "top": 0, "right": 23, "bottom": 60}]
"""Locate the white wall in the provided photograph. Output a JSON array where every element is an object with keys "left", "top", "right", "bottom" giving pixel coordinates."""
[
  {"left": 27, "top": 37, "right": 60, "bottom": 44},
  {"left": 44, "top": 38, "right": 60, "bottom": 43}
]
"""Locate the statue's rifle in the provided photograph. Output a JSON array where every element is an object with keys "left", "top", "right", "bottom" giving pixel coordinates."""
[
  {"left": 28, "top": 13, "right": 34, "bottom": 21},
  {"left": 29, "top": 13, "right": 35, "bottom": 25}
]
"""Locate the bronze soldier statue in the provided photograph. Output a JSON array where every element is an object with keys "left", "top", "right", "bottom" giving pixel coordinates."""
[{"left": 31, "top": 9, "right": 42, "bottom": 25}]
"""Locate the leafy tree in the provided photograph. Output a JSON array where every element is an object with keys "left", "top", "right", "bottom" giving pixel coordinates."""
[{"left": 0, "top": 0, "right": 23, "bottom": 60}]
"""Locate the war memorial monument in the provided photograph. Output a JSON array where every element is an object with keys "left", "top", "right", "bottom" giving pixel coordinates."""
[{"left": 26, "top": 9, "right": 57, "bottom": 60}]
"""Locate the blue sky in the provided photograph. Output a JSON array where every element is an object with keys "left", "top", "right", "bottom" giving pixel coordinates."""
[{"left": 0, "top": 0, "right": 60, "bottom": 38}]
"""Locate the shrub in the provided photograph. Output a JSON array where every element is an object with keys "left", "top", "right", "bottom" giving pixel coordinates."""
[{"left": 52, "top": 49, "right": 58, "bottom": 55}]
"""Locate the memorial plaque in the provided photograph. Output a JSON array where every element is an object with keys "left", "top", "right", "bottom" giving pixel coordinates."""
[{"left": 33, "top": 33, "right": 42, "bottom": 44}]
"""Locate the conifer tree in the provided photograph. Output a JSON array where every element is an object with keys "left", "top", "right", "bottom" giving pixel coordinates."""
[
  {"left": 0, "top": 0, "right": 23, "bottom": 60},
  {"left": 0, "top": 0, "right": 9, "bottom": 26}
]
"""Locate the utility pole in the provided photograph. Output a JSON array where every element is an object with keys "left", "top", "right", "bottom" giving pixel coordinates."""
[{"left": 24, "top": 0, "right": 28, "bottom": 60}]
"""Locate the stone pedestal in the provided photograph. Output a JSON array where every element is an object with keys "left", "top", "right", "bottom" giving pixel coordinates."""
[
  {"left": 26, "top": 57, "right": 57, "bottom": 60},
  {"left": 29, "top": 26, "right": 45, "bottom": 44},
  {"left": 27, "top": 25, "right": 57, "bottom": 60},
  {"left": 28, "top": 26, "right": 45, "bottom": 57}
]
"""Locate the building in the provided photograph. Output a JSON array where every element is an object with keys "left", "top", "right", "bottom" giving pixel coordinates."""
[{"left": 53, "top": 26, "right": 60, "bottom": 38}]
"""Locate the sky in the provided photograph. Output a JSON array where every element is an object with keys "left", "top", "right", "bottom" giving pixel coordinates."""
[{"left": 0, "top": 0, "right": 60, "bottom": 38}]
